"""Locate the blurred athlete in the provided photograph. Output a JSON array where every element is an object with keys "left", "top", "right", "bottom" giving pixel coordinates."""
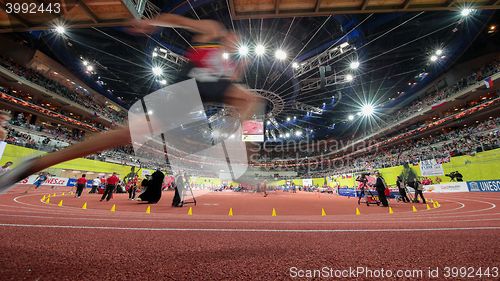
[
  {"left": 24, "top": 172, "right": 48, "bottom": 193},
  {"left": 0, "top": 13, "right": 262, "bottom": 192}
]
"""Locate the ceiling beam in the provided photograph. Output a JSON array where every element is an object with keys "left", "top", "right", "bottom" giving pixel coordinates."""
[
  {"left": 315, "top": 0, "right": 322, "bottom": 12},
  {"left": 275, "top": 0, "right": 281, "bottom": 14},
  {"left": 361, "top": 0, "right": 369, "bottom": 10},
  {"left": 402, "top": 0, "right": 412, "bottom": 9},
  {"left": 0, "top": 4, "right": 32, "bottom": 27},
  {"left": 77, "top": 0, "right": 99, "bottom": 23},
  {"left": 0, "top": 20, "right": 130, "bottom": 33},
  {"left": 233, "top": 4, "right": 500, "bottom": 19},
  {"left": 447, "top": 0, "right": 456, "bottom": 7}
]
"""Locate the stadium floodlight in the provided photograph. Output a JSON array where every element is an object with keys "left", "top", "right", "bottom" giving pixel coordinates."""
[
  {"left": 361, "top": 104, "right": 375, "bottom": 117},
  {"left": 435, "top": 49, "right": 443, "bottom": 56},
  {"left": 54, "top": 25, "right": 65, "bottom": 34},
  {"left": 152, "top": 66, "right": 163, "bottom": 76},
  {"left": 346, "top": 74, "right": 354, "bottom": 82},
  {"left": 349, "top": 61, "right": 360, "bottom": 70},
  {"left": 285, "top": 132, "right": 290, "bottom": 138},
  {"left": 266, "top": 120, "right": 271, "bottom": 125},
  {"left": 86, "top": 65, "right": 94, "bottom": 72},
  {"left": 160, "top": 79, "right": 167, "bottom": 85},
  {"left": 460, "top": 8, "right": 474, "bottom": 17},
  {"left": 82, "top": 60, "right": 89, "bottom": 66},
  {"left": 222, "top": 52, "right": 229, "bottom": 60},
  {"left": 279, "top": 134, "right": 283, "bottom": 138},
  {"left": 430, "top": 55, "right": 438, "bottom": 62},
  {"left": 286, "top": 116, "right": 291, "bottom": 121},
  {"left": 238, "top": 45, "right": 249, "bottom": 56},
  {"left": 152, "top": 52, "right": 158, "bottom": 57},
  {"left": 255, "top": 44, "right": 266, "bottom": 56},
  {"left": 293, "top": 116, "right": 297, "bottom": 119},
  {"left": 348, "top": 114, "right": 354, "bottom": 121},
  {"left": 292, "top": 62, "right": 299, "bottom": 69},
  {"left": 295, "top": 130, "right": 302, "bottom": 137},
  {"left": 275, "top": 49, "right": 287, "bottom": 60}
]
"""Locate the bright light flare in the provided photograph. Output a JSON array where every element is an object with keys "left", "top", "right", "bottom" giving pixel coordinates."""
[
  {"left": 346, "top": 74, "right": 354, "bottom": 82},
  {"left": 222, "top": 52, "right": 230, "bottom": 60},
  {"left": 275, "top": 49, "right": 287, "bottom": 60},
  {"left": 460, "top": 8, "right": 474, "bottom": 17},
  {"left": 152, "top": 66, "right": 163, "bottom": 76},
  {"left": 430, "top": 55, "right": 438, "bottom": 62},
  {"left": 349, "top": 61, "right": 360, "bottom": 70},
  {"left": 292, "top": 62, "right": 299, "bottom": 69},
  {"left": 348, "top": 114, "right": 354, "bottom": 121},
  {"left": 360, "top": 104, "right": 375, "bottom": 117},
  {"left": 54, "top": 25, "right": 65, "bottom": 34},
  {"left": 255, "top": 44, "right": 266, "bottom": 56},
  {"left": 238, "top": 45, "right": 249, "bottom": 56}
]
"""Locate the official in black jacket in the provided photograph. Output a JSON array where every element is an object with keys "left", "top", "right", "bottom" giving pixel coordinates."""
[{"left": 374, "top": 171, "right": 389, "bottom": 207}]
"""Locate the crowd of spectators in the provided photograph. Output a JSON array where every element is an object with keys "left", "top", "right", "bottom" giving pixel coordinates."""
[
  {"left": 0, "top": 56, "right": 126, "bottom": 123},
  {"left": 386, "top": 60, "right": 500, "bottom": 124}
]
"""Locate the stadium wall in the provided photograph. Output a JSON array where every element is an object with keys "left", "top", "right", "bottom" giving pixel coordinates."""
[{"left": 0, "top": 143, "right": 154, "bottom": 177}]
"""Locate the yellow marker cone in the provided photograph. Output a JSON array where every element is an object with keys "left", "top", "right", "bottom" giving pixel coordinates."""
[
  {"left": 426, "top": 204, "right": 431, "bottom": 210},
  {"left": 321, "top": 208, "right": 327, "bottom": 217},
  {"left": 228, "top": 208, "right": 233, "bottom": 216},
  {"left": 430, "top": 199, "right": 434, "bottom": 204},
  {"left": 272, "top": 208, "right": 277, "bottom": 216},
  {"left": 110, "top": 204, "right": 116, "bottom": 212},
  {"left": 187, "top": 207, "right": 193, "bottom": 216},
  {"left": 355, "top": 208, "right": 361, "bottom": 216},
  {"left": 146, "top": 206, "right": 151, "bottom": 214},
  {"left": 45, "top": 197, "right": 50, "bottom": 204},
  {"left": 61, "top": 192, "right": 65, "bottom": 196},
  {"left": 389, "top": 207, "right": 394, "bottom": 214},
  {"left": 412, "top": 205, "right": 418, "bottom": 212},
  {"left": 57, "top": 200, "right": 63, "bottom": 207},
  {"left": 435, "top": 201, "right": 440, "bottom": 207},
  {"left": 52, "top": 193, "right": 56, "bottom": 197},
  {"left": 82, "top": 202, "right": 87, "bottom": 209},
  {"left": 41, "top": 195, "right": 46, "bottom": 202}
]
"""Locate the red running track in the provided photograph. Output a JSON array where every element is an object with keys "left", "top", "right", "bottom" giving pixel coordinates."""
[{"left": 0, "top": 185, "right": 499, "bottom": 280}]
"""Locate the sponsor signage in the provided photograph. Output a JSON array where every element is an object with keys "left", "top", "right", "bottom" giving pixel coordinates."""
[
  {"left": 423, "top": 182, "right": 468, "bottom": 193},
  {"left": 467, "top": 180, "right": 500, "bottom": 192},
  {"left": 419, "top": 159, "right": 444, "bottom": 176}
]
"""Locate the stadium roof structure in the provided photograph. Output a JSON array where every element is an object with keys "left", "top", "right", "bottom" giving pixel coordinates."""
[{"left": 1, "top": 0, "right": 498, "bottom": 140}]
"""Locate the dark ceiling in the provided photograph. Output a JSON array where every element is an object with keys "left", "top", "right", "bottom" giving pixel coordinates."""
[{"left": 6, "top": 0, "right": 499, "bottom": 141}]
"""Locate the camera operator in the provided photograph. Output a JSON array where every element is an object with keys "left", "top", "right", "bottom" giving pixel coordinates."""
[{"left": 396, "top": 176, "right": 410, "bottom": 203}]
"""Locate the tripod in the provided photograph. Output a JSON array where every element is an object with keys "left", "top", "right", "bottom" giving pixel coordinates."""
[{"left": 181, "top": 181, "right": 197, "bottom": 206}]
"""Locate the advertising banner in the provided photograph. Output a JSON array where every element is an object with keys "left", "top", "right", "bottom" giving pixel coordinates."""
[
  {"left": 302, "top": 178, "right": 313, "bottom": 187},
  {"left": 467, "top": 180, "right": 500, "bottom": 192},
  {"left": 18, "top": 175, "right": 69, "bottom": 186},
  {"left": 423, "top": 182, "right": 469, "bottom": 193},
  {"left": 419, "top": 159, "right": 444, "bottom": 176}
]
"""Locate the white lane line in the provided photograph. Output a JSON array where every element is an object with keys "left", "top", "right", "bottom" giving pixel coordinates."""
[
  {"left": 0, "top": 213, "right": 500, "bottom": 224},
  {"left": 0, "top": 223, "right": 499, "bottom": 232}
]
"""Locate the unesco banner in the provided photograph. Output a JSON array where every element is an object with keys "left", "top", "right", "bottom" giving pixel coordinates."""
[{"left": 467, "top": 180, "right": 500, "bottom": 192}]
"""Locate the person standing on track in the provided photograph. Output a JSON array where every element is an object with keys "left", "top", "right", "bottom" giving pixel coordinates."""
[
  {"left": 90, "top": 176, "right": 100, "bottom": 193},
  {"left": 75, "top": 174, "right": 87, "bottom": 198},
  {"left": 413, "top": 179, "right": 426, "bottom": 204},
  {"left": 101, "top": 172, "right": 119, "bottom": 202},
  {"left": 396, "top": 176, "right": 410, "bottom": 203},
  {"left": 374, "top": 171, "right": 389, "bottom": 207}
]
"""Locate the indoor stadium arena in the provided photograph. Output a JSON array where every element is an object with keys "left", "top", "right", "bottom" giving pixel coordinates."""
[{"left": 0, "top": 0, "right": 499, "bottom": 280}]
